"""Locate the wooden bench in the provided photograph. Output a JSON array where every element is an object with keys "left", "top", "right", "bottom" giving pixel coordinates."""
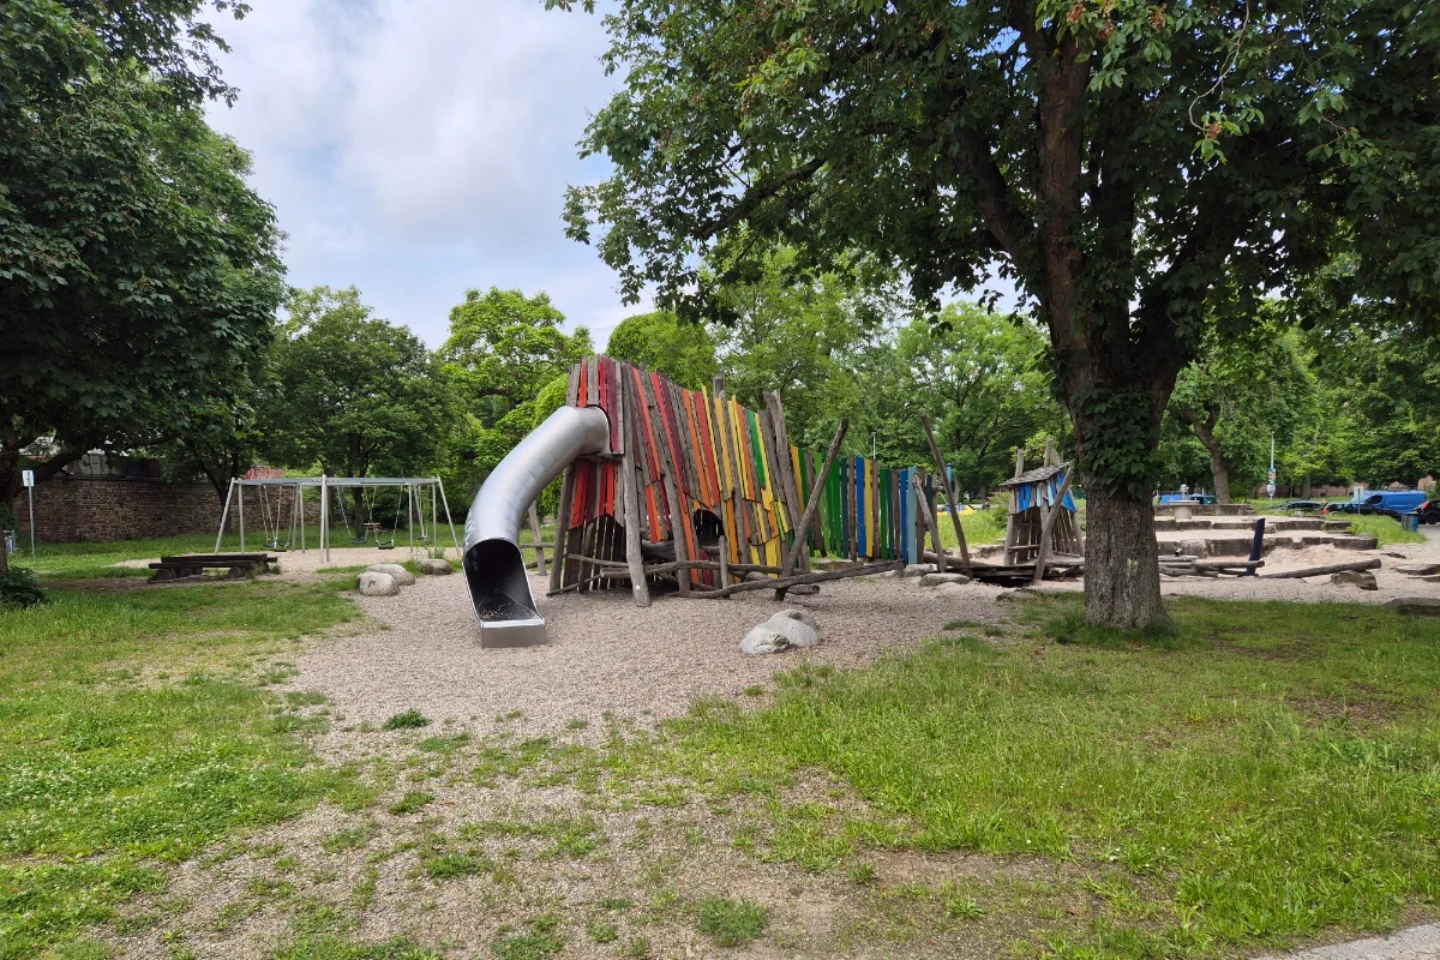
[{"left": 148, "top": 553, "right": 278, "bottom": 581}]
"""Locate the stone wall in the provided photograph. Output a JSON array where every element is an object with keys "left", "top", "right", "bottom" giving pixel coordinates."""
[{"left": 8, "top": 476, "right": 320, "bottom": 543}]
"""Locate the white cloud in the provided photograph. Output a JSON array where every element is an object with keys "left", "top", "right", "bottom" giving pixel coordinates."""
[{"left": 207, "top": 0, "right": 630, "bottom": 346}]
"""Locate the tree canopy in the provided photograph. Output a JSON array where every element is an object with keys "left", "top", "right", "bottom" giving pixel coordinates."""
[
  {"left": 552, "top": 0, "right": 1440, "bottom": 626},
  {"left": 605, "top": 311, "right": 718, "bottom": 391},
  {"left": 263, "top": 287, "right": 448, "bottom": 499},
  {"left": 437, "top": 288, "right": 593, "bottom": 500},
  {"left": 1, "top": 0, "right": 274, "bottom": 559}
]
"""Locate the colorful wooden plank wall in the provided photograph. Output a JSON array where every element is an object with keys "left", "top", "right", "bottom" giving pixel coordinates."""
[{"left": 550, "top": 356, "right": 937, "bottom": 594}]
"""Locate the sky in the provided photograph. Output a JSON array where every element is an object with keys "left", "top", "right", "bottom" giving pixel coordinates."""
[{"left": 205, "top": 0, "right": 639, "bottom": 350}]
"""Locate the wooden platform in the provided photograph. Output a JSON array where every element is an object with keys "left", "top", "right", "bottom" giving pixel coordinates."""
[{"left": 148, "top": 553, "right": 277, "bottom": 581}]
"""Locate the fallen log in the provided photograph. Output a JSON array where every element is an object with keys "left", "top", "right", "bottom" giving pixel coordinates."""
[
  {"left": 1259, "top": 558, "right": 1382, "bottom": 579},
  {"left": 694, "top": 559, "right": 905, "bottom": 599}
]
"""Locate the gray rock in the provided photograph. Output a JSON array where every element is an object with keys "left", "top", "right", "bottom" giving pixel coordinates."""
[
  {"left": 741, "top": 609, "right": 821, "bottom": 654},
  {"left": 416, "top": 559, "right": 453, "bottom": 576},
  {"left": 744, "top": 571, "right": 770, "bottom": 582},
  {"left": 788, "top": 583, "right": 820, "bottom": 596},
  {"left": 772, "top": 608, "right": 817, "bottom": 630},
  {"left": 1331, "top": 570, "right": 1378, "bottom": 590},
  {"left": 1387, "top": 597, "right": 1440, "bottom": 617},
  {"left": 765, "top": 613, "right": 821, "bottom": 648},
  {"left": 1394, "top": 563, "right": 1440, "bottom": 576},
  {"left": 919, "top": 572, "right": 971, "bottom": 587},
  {"left": 900, "top": 563, "right": 934, "bottom": 578},
  {"left": 365, "top": 563, "right": 416, "bottom": 586},
  {"left": 740, "top": 624, "right": 791, "bottom": 655},
  {"left": 1335, "top": 534, "right": 1380, "bottom": 551},
  {"left": 1382, "top": 551, "right": 1409, "bottom": 560},
  {"left": 357, "top": 571, "right": 399, "bottom": 597}
]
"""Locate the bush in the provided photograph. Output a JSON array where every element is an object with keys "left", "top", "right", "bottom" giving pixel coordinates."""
[{"left": 0, "top": 565, "right": 46, "bottom": 610}]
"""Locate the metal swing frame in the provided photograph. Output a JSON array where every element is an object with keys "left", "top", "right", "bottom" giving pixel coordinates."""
[{"left": 215, "top": 476, "right": 462, "bottom": 565}]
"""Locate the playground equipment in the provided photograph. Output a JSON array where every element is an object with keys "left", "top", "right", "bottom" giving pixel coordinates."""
[
  {"left": 462, "top": 405, "right": 610, "bottom": 648},
  {"left": 215, "top": 475, "right": 461, "bottom": 563},
  {"left": 464, "top": 356, "right": 1084, "bottom": 644}
]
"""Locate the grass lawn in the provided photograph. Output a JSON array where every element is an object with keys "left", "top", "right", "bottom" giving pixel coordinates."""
[
  {"left": 5, "top": 536, "right": 1440, "bottom": 959},
  {"left": 1343, "top": 514, "right": 1427, "bottom": 546},
  {"left": 0, "top": 573, "right": 371, "bottom": 959},
  {"left": 642, "top": 595, "right": 1440, "bottom": 958}
]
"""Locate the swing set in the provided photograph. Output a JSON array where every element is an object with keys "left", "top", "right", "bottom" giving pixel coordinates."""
[{"left": 215, "top": 475, "right": 462, "bottom": 564}]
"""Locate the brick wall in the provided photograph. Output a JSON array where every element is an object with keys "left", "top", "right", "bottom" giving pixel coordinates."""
[{"left": 8, "top": 476, "right": 322, "bottom": 543}]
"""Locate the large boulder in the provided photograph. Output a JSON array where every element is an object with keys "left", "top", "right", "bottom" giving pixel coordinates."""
[
  {"left": 789, "top": 583, "right": 821, "bottom": 596},
  {"left": 1394, "top": 562, "right": 1440, "bottom": 576},
  {"left": 416, "top": 559, "right": 453, "bottom": 576},
  {"left": 773, "top": 608, "right": 818, "bottom": 630},
  {"left": 357, "top": 572, "right": 400, "bottom": 597},
  {"left": 1335, "top": 534, "right": 1380, "bottom": 551},
  {"left": 1331, "top": 570, "right": 1378, "bottom": 590},
  {"left": 919, "top": 572, "right": 971, "bottom": 587},
  {"left": 900, "top": 563, "right": 934, "bottom": 578},
  {"left": 1387, "top": 597, "right": 1440, "bottom": 617},
  {"left": 365, "top": 563, "right": 416, "bottom": 586},
  {"left": 740, "top": 610, "right": 821, "bottom": 654},
  {"left": 1178, "top": 539, "right": 1209, "bottom": 559}
]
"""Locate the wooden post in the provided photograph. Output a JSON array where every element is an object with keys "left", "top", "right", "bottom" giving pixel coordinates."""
[
  {"left": 718, "top": 535, "right": 731, "bottom": 586},
  {"left": 550, "top": 468, "right": 576, "bottom": 593},
  {"left": 776, "top": 419, "right": 850, "bottom": 600},
  {"left": 1002, "top": 447, "right": 1024, "bottom": 564},
  {"left": 528, "top": 501, "right": 547, "bottom": 577},
  {"left": 920, "top": 413, "right": 972, "bottom": 572},
  {"left": 764, "top": 391, "right": 807, "bottom": 570},
  {"left": 911, "top": 473, "right": 945, "bottom": 573},
  {"left": 215, "top": 478, "right": 236, "bottom": 553},
  {"left": 1029, "top": 466, "right": 1074, "bottom": 585},
  {"left": 620, "top": 389, "right": 651, "bottom": 607}
]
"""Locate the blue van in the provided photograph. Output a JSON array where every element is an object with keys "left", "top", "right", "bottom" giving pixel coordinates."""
[{"left": 1324, "top": 491, "right": 1427, "bottom": 519}]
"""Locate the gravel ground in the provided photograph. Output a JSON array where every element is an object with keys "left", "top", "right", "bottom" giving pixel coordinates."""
[
  {"left": 278, "top": 536, "right": 1440, "bottom": 743},
  {"left": 290, "top": 571, "right": 1016, "bottom": 742}
]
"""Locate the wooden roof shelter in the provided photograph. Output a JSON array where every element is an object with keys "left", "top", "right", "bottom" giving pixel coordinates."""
[{"left": 1001, "top": 443, "right": 1082, "bottom": 566}]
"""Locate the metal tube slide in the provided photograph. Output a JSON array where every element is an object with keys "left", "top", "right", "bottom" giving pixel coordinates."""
[{"left": 463, "top": 405, "right": 610, "bottom": 647}]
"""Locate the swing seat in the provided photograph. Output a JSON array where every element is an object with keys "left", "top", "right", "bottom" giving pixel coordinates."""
[
  {"left": 376, "top": 541, "right": 396, "bottom": 551},
  {"left": 350, "top": 535, "right": 368, "bottom": 546}
]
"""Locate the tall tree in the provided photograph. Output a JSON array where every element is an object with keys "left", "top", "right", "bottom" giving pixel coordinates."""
[
  {"left": 2, "top": 19, "right": 281, "bottom": 570},
  {"left": 265, "top": 287, "right": 449, "bottom": 517},
  {"left": 437, "top": 288, "right": 592, "bottom": 500},
  {"left": 551, "top": 0, "right": 1440, "bottom": 626},
  {"left": 606, "top": 311, "right": 719, "bottom": 390},
  {"left": 1168, "top": 324, "right": 1312, "bottom": 502},
  {"left": 881, "top": 304, "right": 1067, "bottom": 495},
  {"left": 708, "top": 248, "right": 895, "bottom": 446}
]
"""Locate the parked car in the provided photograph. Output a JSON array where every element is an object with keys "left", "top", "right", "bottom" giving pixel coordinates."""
[
  {"left": 1323, "top": 491, "right": 1428, "bottom": 519},
  {"left": 1159, "top": 492, "right": 1217, "bottom": 505},
  {"left": 1275, "top": 499, "right": 1324, "bottom": 512},
  {"left": 1414, "top": 501, "right": 1440, "bottom": 525}
]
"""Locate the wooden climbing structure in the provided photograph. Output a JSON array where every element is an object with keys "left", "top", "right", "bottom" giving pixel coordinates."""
[{"left": 545, "top": 356, "right": 953, "bottom": 599}]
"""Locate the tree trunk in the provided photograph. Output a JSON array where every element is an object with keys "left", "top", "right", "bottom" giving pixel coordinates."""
[
  {"left": 1190, "top": 421, "right": 1232, "bottom": 504},
  {"left": 1082, "top": 485, "right": 1169, "bottom": 629}
]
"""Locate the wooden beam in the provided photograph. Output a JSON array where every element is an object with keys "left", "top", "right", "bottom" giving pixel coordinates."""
[
  {"left": 698, "top": 559, "right": 905, "bottom": 600},
  {"left": 528, "top": 501, "right": 547, "bottom": 577},
  {"left": 1259, "top": 558, "right": 1381, "bottom": 579},
  {"left": 920, "top": 413, "right": 971, "bottom": 572},
  {"left": 1029, "top": 467, "right": 1074, "bottom": 585},
  {"left": 620, "top": 379, "right": 651, "bottom": 608},
  {"left": 777, "top": 419, "right": 849, "bottom": 599},
  {"left": 910, "top": 472, "right": 946, "bottom": 574}
]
